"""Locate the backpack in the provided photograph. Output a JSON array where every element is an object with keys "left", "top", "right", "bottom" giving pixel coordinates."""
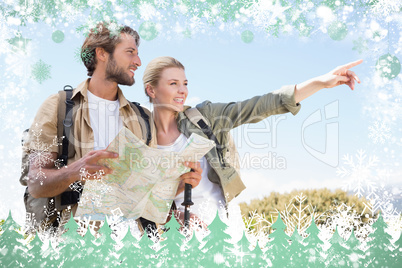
[
  {"left": 184, "top": 108, "right": 241, "bottom": 174},
  {"left": 20, "top": 85, "right": 152, "bottom": 234}
]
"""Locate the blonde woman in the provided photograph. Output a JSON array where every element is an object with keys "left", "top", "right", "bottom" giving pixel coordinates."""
[{"left": 143, "top": 56, "right": 362, "bottom": 226}]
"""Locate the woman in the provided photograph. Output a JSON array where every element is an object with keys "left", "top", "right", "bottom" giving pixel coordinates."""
[{"left": 143, "top": 56, "right": 362, "bottom": 226}]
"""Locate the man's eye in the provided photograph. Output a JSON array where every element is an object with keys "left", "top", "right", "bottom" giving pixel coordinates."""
[{"left": 170, "top": 82, "right": 176, "bottom": 85}]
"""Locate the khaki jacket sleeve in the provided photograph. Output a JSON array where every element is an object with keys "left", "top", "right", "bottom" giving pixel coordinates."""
[
  {"left": 24, "top": 94, "right": 59, "bottom": 154},
  {"left": 196, "top": 85, "right": 301, "bottom": 130}
]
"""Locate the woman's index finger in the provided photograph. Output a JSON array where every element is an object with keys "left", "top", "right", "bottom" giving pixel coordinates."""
[{"left": 343, "top": 59, "right": 363, "bottom": 70}]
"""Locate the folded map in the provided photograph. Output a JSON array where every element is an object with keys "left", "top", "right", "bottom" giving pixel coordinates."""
[{"left": 75, "top": 127, "right": 215, "bottom": 224}]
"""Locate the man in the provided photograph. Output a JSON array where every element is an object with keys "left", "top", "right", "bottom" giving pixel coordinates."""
[{"left": 23, "top": 22, "right": 201, "bottom": 233}]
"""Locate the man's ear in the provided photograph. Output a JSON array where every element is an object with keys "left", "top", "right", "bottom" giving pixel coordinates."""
[
  {"left": 95, "top": 47, "right": 108, "bottom": 62},
  {"left": 146, "top": 85, "right": 155, "bottom": 99}
]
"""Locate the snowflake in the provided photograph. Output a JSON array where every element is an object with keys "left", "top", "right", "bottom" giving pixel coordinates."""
[
  {"left": 368, "top": 121, "right": 391, "bottom": 144},
  {"left": 29, "top": 150, "right": 53, "bottom": 170},
  {"left": 279, "top": 193, "right": 326, "bottom": 236},
  {"left": 69, "top": 181, "right": 84, "bottom": 193},
  {"left": 0, "top": 14, "right": 13, "bottom": 55},
  {"left": 31, "top": 59, "right": 51, "bottom": 84},
  {"left": 79, "top": 167, "right": 105, "bottom": 181},
  {"left": 337, "top": 150, "right": 379, "bottom": 198},
  {"left": 7, "top": 32, "right": 31, "bottom": 54},
  {"left": 87, "top": 0, "right": 103, "bottom": 10},
  {"left": 243, "top": 193, "right": 328, "bottom": 247},
  {"left": 5, "top": 48, "right": 33, "bottom": 82},
  {"left": 363, "top": 73, "right": 402, "bottom": 123},
  {"left": 323, "top": 204, "right": 372, "bottom": 242},
  {"left": 159, "top": 248, "right": 169, "bottom": 257},
  {"left": 385, "top": 214, "right": 402, "bottom": 240},
  {"left": 0, "top": 81, "right": 28, "bottom": 128},
  {"left": 77, "top": 168, "right": 111, "bottom": 207},
  {"left": 57, "top": 2, "right": 84, "bottom": 24},
  {"left": 231, "top": 233, "right": 257, "bottom": 267},
  {"left": 26, "top": 125, "right": 62, "bottom": 183},
  {"left": 1, "top": 110, "right": 25, "bottom": 130},
  {"left": 75, "top": 217, "right": 91, "bottom": 236},
  {"left": 363, "top": 184, "right": 400, "bottom": 219},
  {"left": 139, "top": 2, "right": 158, "bottom": 21},
  {"left": 352, "top": 37, "right": 368, "bottom": 54},
  {"left": 370, "top": 0, "right": 402, "bottom": 18},
  {"left": 106, "top": 21, "right": 122, "bottom": 38},
  {"left": 248, "top": 0, "right": 290, "bottom": 29},
  {"left": 74, "top": 46, "right": 94, "bottom": 65}
]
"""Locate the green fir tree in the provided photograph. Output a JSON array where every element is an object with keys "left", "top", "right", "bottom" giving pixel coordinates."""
[
  {"left": 0, "top": 211, "right": 29, "bottom": 267},
  {"left": 201, "top": 211, "right": 235, "bottom": 267},
  {"left": 250, "top": 240, "right": 268, "bottom": 268},
  {"left": 393, "top": 231, "right": 402, "bottom": 267},
  {"left": 59, "top": 213, "right": 85, "bottom": 266},
  {"left": 41, "top": 239, "right": 60, "bottom": 267},
  {"left": 118, "top": 226, "right": 141, "bottom": 267},
  {"left": 160, "top": 215, "right": 185, "bottom": 266},
  {"left": 303, "top": 216, "right": 325, "bottom": 267},
  {"left": 80, "top": 226, "right": 99, "bottom": 268},
  {"left": 266, "top": 213, "right": 290, "bottom": 267},
  {"left": 326, "top": 226, "right": 349, "bottom": 268},
  {"left": 345, "top": 229, "right": 365, "bottom": 267},
  {"left": 233, "top": 231, "right": 253, "bottom": 267},
  {"left": 137, "top": 230, "right": 157, "bottom": 267},
  {"left": 184, "top": 230, "right": 204, "bottom": 266},
  {"left": 27, "top": 232, "right": 44, "bottom": 267},
  {"left": 95, "top": 217, "right": 119, "bottom": 267},
  {"left": 365, "top": 213, "right": 395, "bottom": 268},
  {"left": 288, "top": 226, "right": 306, "bottom": 267}
]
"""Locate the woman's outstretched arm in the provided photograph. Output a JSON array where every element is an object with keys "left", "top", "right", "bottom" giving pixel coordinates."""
[{"left": 294, "top": 59, "right": 363, "bottom": 103}]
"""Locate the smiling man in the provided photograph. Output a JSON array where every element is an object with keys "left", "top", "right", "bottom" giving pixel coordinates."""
[{"left": 22, "top": 22, "right": 201, "bottom": 234}]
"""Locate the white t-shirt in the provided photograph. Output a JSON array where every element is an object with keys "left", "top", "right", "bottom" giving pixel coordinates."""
[
  {"left": 157, "top": 133, "right": 226, "bottom": 224},
  {"left": 87, "top": 90, "right": 123, "bottom": 150}
]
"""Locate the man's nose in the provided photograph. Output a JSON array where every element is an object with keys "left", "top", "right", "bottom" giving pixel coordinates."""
[{"left": 134, "top": 55, "right": 141, "bottom": 67}]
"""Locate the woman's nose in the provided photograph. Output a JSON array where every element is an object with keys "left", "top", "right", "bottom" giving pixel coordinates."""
[{"left": 178, "top": 85, "right": 187, "bottom": 93}]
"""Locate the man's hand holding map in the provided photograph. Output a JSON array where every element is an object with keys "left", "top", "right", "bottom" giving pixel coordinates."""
[{"left": 75, "top": 127, "right": 215, "bottom": 224}]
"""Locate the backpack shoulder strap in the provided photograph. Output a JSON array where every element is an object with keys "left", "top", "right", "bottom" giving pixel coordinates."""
[
  {"left": 57, "top": 85, "right": 75, "bottom": 166},
  {"left": 185, "top": 107, "right": 217, "bottom": 143},
  {"left": 184, "top": 107, "right": 211, "bottom": 128},
  {"left": 184, "top": 108, "right": 226, "bottom": 165},
  {"left": 129, "top": 102, "right": 152, "bottom": 146}
]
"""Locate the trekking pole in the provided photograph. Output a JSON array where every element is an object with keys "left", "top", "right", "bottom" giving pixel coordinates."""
[{"left": 181, "top": 182, "right": 194, "bottom": 231}]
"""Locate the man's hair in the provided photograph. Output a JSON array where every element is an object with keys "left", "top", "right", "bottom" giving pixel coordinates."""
[
  {"left": 81, "top": 22, "right": 140, "bottom": 76},
  {"left": 143, "top": 56, "right": 185, "bottom": 103}
]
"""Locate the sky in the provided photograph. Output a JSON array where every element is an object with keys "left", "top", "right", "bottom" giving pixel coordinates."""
[{"left": 0, "top": 0, "right": 401, "bottom": 225}]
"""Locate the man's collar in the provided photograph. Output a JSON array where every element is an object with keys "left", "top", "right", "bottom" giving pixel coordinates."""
[{"left": 72, "top": 78, "right": 130, "bottom": 108}]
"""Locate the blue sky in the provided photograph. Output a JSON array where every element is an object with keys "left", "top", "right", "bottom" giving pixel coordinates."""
[{"left": 0, "top": 1, "right": 401, "bottom": 224}]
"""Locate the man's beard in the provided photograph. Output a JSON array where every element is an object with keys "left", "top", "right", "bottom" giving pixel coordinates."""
[{"left": 105, "top": 54, "right": 135, "bottom": 86}]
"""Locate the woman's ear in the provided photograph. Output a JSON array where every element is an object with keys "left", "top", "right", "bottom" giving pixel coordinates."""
[{"left": 146, "top": 84, "right": 155, "bottom": 99}]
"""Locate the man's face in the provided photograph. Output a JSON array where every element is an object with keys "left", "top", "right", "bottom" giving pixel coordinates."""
[{"left": 105, "top": 34, "right": 141, "bottom": 86}]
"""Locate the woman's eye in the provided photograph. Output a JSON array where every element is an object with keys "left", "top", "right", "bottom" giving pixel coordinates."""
[{"left": 170, "top": 82, "right": 176, "bottom": 85}]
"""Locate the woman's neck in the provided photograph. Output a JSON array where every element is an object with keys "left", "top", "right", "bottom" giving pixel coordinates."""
[{"left": 153, "top": 107, "right": 181, "bottom": 145}]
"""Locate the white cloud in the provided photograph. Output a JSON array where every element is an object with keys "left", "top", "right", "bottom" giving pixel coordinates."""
[{"left": 185, "top": 96, "right": 201, "bottom": 107}]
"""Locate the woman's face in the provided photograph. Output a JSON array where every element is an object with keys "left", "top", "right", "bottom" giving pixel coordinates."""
[{"left": 151, "top": 67, "right": 188, "bottom": 112}]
